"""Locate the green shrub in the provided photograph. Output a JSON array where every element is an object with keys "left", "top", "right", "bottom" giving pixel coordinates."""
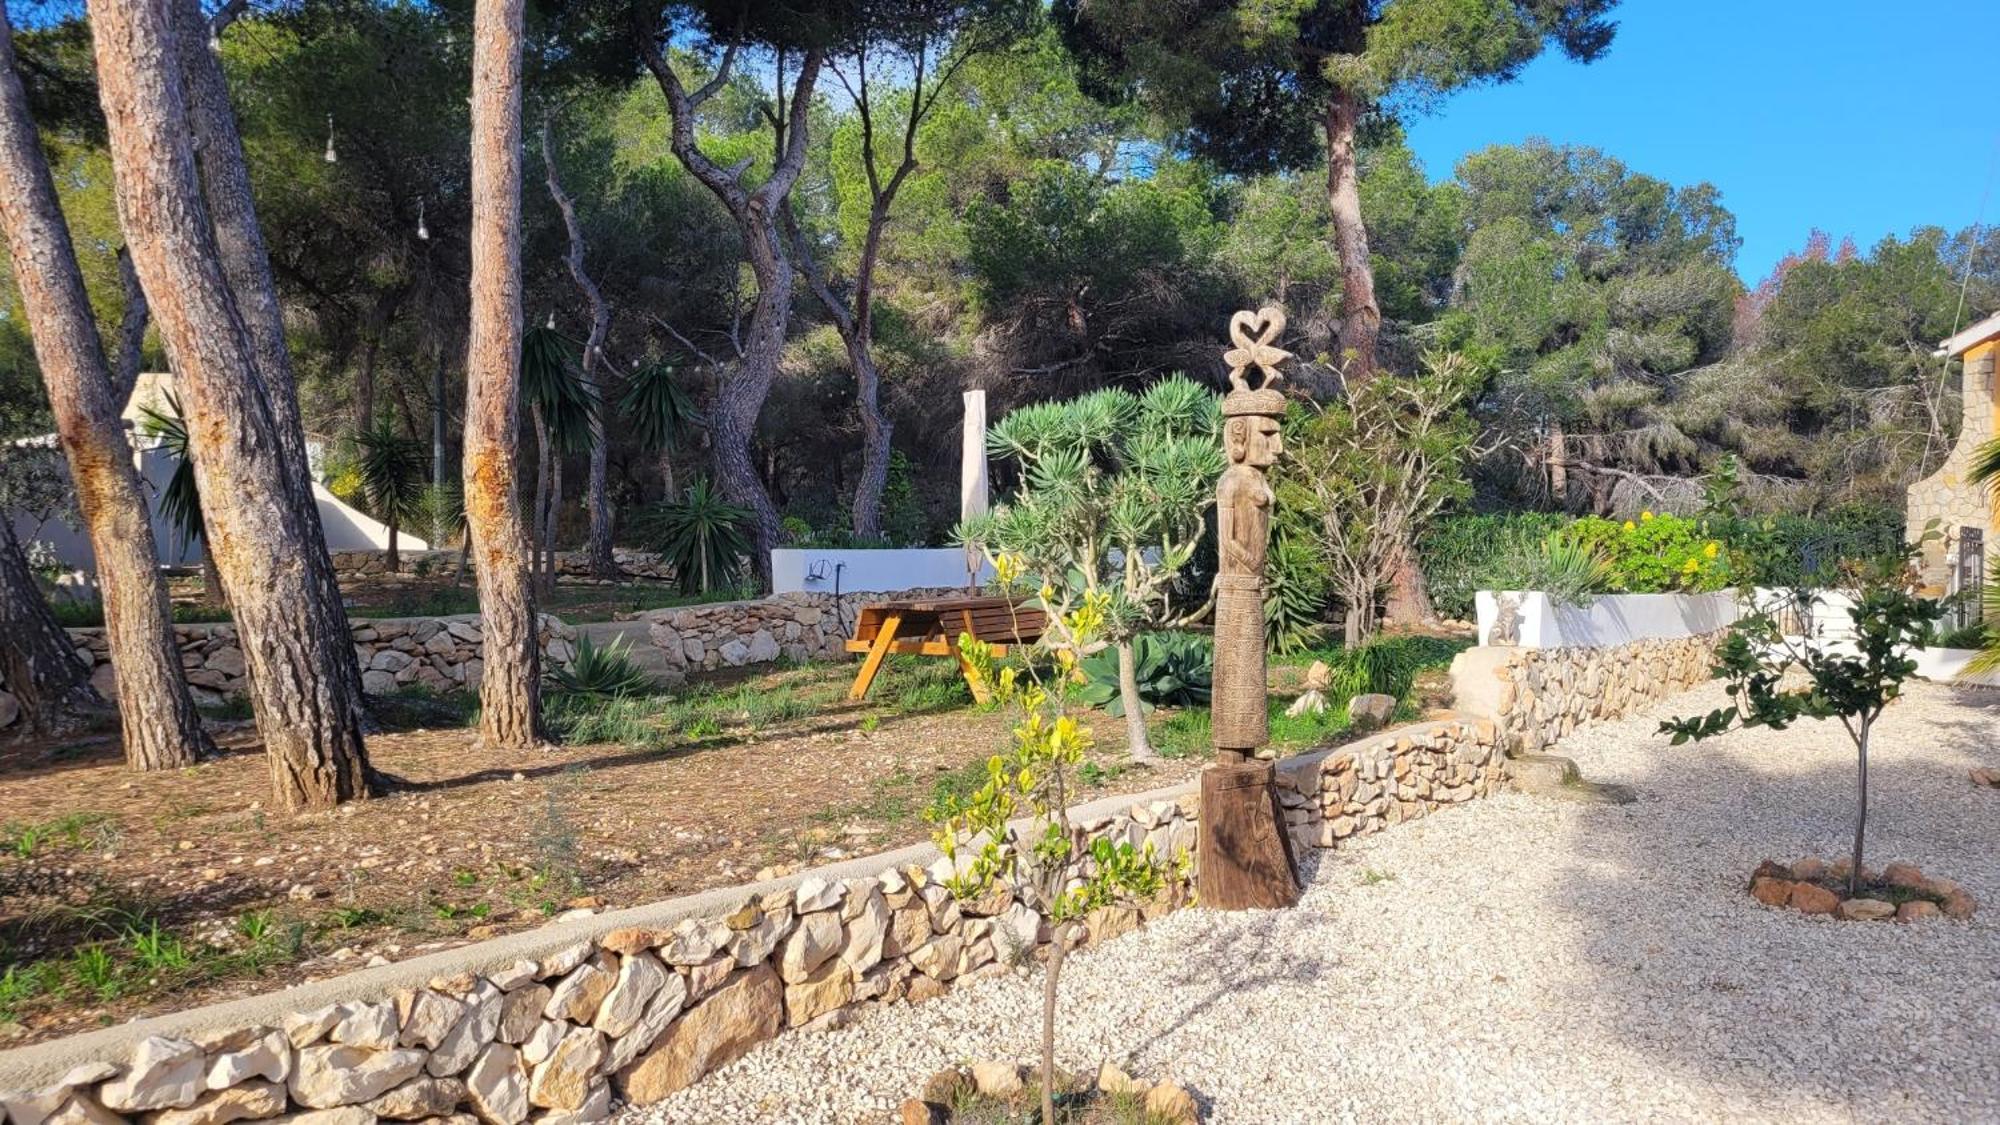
[
  {"left": 1565, "top": 513, "right": 1731, "bottom": 593},
  {"left": 1076, "top": 632, "right": 1213, "bottom": 716},
  {"left": 1420, "top": 512, "right": 1571, "bottom": 619},
  {"left": 1320, "top": 634, "right": 1467, "bottom": 701},
  {"left": 1497, "top": 533, "right": 1613, "bottom": 606},
  {"left": 1263, "top": 532, "right": 1331, "bottom": 654}
]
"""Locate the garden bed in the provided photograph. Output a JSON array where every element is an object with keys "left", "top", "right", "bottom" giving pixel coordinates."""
[{"left": 1747, "top": 858, "right": 1974, "bottom": 921}]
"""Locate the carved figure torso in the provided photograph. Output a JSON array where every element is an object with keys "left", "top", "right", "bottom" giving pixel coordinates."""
[{"left": 1217, "top": 464, "right": 1273, "bottom": 578}]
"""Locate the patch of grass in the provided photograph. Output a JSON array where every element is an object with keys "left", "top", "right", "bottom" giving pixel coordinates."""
[
  {"left": 1359, "top": 867, "right": 1395, "bottom": 886},
  {"left": 0, "top": 962, "right": 60, "bottom": 1022},
  {"left": 68, "top": 945, "right": 122, "bottom": 1001},
  {"left": 197, "top": 696, "right": 255, "bottom": 722},
  {"left": 4, "top": 813, "right": 122, "bottom": 859},
  {"left": 125, "top": 921, "right": 192, "bottom": 973}
]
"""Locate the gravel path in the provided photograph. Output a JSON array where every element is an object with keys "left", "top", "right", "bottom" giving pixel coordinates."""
[{"left": 620, "top": 680, "right": 2000, "bottom": 1124}]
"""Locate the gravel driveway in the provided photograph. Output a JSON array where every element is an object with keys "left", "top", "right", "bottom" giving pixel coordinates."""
[{"left": 620, "top": 679, "right": 2000, "bottom": 1124}]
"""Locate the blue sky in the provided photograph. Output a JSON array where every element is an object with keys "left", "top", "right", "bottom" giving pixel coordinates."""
[{"left": 1401, "top": 0, "right": 2000, "bottom": 284}]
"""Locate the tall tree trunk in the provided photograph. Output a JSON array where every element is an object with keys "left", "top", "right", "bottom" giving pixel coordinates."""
[
  {"left": 1323, "top": 84, "right": 1380, "bottom": 385},
  {"left": 713, "top": 224, "right": 790, "bottom": 589},
  {"left": 541, "top": 118, "right": 617, "bottom": 580},
  {"left": 355, "top": 326, "right": 381, "bottom": 437},
  {"left": 112, "top": 246, "right": 148, "bottom": 396},
  {"left": 386, "top": 516, "right": 400, "bottom": 574},
  {"left": 0, "top": 8, "right": 212, "bottom": 766},
  {"left": 431, "top": 341, "right": 448, "bottom": 485},
  {"left": 462, "top": 0, "right": 544, "bottom": 749},
  {"left": 0, "top": 519, "right": 103, "bottom": 738},
  {"left": 1548, "top": 417, "right": 1569, "bottom": 507},
  {"left": 90, "top": 0, "right": 373, "bottom": 809},
  {"left": 638, "top": 34, "right": 822, "bottom": 592},
  {"left": 657, "top": 448, "right": 676, "bottom": 503},
  {"left": 171, "top": 0, "right": 371, "bottom": 716}
]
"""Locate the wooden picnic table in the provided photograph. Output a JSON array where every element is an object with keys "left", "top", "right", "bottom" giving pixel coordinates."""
[{"left": 844, "top": 595, "right": 1046, "bottom": 703}]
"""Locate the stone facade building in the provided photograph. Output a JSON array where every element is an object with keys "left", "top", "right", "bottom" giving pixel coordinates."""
[{"left": 1908, "top": 310, "right": 2000, "bottom": 609}]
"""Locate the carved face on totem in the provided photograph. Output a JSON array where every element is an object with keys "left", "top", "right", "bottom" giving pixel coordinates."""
[{"left": 1225, "top": 413, "right": 1283, "bottom": 469}]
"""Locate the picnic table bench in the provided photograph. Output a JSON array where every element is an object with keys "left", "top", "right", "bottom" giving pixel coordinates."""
[{"left": 844, "top": 595, "right": 1046, "bottom": 703}]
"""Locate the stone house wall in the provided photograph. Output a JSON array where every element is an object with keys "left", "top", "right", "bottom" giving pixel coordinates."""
[
  {"left": 1907, "top": 342, "right": 1996, "bottom": 596},
  {"left": 0, "top": 718, "right": 1507, "bottom": 1125}
]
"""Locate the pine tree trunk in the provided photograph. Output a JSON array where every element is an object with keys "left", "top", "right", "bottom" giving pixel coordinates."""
[
  {"left": 0, "top": 8, "right": 212, "bottom": 766},
  {"left": 0, "top": 519, "right": 103, "bottom": 738},
  {"left": 171, "top": 0, "right": 371, "bottom": 719},
  {"left": 462, "top": 0, "right": 544, "bottom": 749},
  {"left": 847, "top": 338, "right": 893, "bottom": 542},
  {"left": 90, "top": 0, "right": 373, "bottom": 809},
  {"left": 713, "top": 228, "right": 789, "bottom": 589},
  {"left": 1323, "top": 85, "right": 1381, "bottom": 384}
]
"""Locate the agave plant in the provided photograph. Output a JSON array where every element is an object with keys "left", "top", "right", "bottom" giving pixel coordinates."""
[
  {"left": 1076, "top": 632, "right": 1213, "bottom": 716},
  {"left": 640, "top": 479, "right": 752, "bottom": 593},
  {"left": 548, "top": 634, "right": 654, "bottom": 698}
]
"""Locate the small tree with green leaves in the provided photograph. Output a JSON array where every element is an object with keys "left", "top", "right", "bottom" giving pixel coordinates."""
[
  {"left": 959, "top": 376, "right": 1223, "bottom": 762},
  {"left": 1661, "top": 553, "right": 1943, "bottom": 898},
  {"left": 355, "top": 419, "right": 428, "bottom": 573},
  {"left": 931, "top": 597, "right": 1172, "bottom": 1124},
  {"left": 1280, "top": 352, "right": 1479, "bottom": 645}
]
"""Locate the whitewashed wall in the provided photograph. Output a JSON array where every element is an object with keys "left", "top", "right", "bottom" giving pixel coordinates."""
[
  {"left": 1474, "top": 590, "right": 1740, "bottom": 648},
  {"left": 770, "top": 549, "right": 991, "bottom": 595}
]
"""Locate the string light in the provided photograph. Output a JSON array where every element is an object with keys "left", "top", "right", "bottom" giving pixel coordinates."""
[
  {"left": 416, "top": 199, "right": 429, "bottom": 241},
  {"left": 323, "top": 114, "right": 337, "bottom": 163}
]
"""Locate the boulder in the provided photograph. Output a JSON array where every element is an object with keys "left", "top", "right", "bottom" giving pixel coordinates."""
[
  {"left": 463, "top": 1044, "right": 528, "bottom": 1125},
  {"left": 288, "top": 1046, "right": 427, "bottom": 1109},
  {"left": 100, "top": 1037, "right": 205, "bottom": 1113},
  {"left": 615, "top": 965, "right": 782, "bottom": 1105},
  {"left": 593, "top": 953, "right": 669, "bottom": 1038},
  {"left": 782, "top": 958, "right": 854, "bottom": 1028},
  {"left": 143, "top": 1080, "right": 285, "bottom": 1125},
  {"left": 526, "top": 1027, "right": 605, "bottom": 1112},
  {"left": 205, "top": 1030, "right": 290, "bottom": 1089},
  {"left": 778, "top": 910, "right": 843, "bottom": 983},
  {"left": 1347, "top": 693, "right": 1397, "bottom": 730}
]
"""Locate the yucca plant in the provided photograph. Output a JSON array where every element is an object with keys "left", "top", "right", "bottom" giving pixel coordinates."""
[
  {"left": 548, "top": 634, "right": 653, "bottom": 698},
  {"left": 355, "top": 419, "right": 428, "bottom": 573},
  {"left": 619, "top": 360, "right": 701, "bottom": 497},
  {"left": 1504, "top": 531, "right": 1614, "bottom": 607},
  {"left": 1264, "top": 530, "right": 1331, "bottom": 653},
  {"left": 640, "top": 479, "right": 752, "bottom": 593},
  {"left": 135, "top": 392, "right": 214, "bottom": 599}
]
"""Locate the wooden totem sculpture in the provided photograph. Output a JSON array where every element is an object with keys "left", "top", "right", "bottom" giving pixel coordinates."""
[{"left": 1199, "top": 306, "right": 1303, "bottom": 910}]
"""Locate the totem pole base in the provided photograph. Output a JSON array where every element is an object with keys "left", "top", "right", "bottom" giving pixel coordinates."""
[{"left": 1197, "top": 760, "right": 1301, "bottom": 910}]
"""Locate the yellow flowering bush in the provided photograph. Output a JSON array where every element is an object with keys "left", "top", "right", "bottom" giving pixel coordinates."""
[{"left": 1565, "top": 513, "right": 1732, "bottom": 593}]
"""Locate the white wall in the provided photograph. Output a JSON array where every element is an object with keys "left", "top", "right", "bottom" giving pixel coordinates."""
[
  {"left": 1475, "top": 590, "right": 1741, "bottom": 648},
  {"left": 770, "top": 548, "right": 992, "bottom": 595}
]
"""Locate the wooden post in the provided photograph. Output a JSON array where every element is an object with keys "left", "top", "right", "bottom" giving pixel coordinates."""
[{"left": 1200, "top": 305, "right": 1302, "bottom": 910}]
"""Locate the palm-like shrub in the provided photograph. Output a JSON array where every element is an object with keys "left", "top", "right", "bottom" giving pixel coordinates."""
[
  {"left": 521, "top": 325, "right": 592, "bottom": 450},
  {"left": 619, "top": 360, "right": 700, "bottom": 495},
  {"left": 960, "top": 375, "right": 1223, "bottom": 761},
  {"left": 355, "top": 420, "right": 428, "bottom": 572},
  {"left": 136, "top": 394, "right": 203, "bottom": 555},
  {"left": 640, "top": 479, "right": 752, "bottom": 593}
]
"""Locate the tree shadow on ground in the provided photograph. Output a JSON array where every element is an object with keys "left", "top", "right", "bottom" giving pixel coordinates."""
[{"left": 1525, "top": 683, "right": 2000, "bottom": 1118}]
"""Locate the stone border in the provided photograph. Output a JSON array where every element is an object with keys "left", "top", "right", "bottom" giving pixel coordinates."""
[{"left": 0, "top": 719, "right": 1506, "bottom": 1123}]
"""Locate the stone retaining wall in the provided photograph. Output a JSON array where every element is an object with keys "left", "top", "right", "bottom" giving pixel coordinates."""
[
  {"left": 1484, "top": 632, "right": 1723, "bottom": 754},
  {"left": 638, "top": 588, "right": 966, "bottom": 680},
  {"left": 329, "top": 549, "right": 673, "bottom": 583},
  {"left": 57, "top": 616, "right": 576, "bottom": 709},
  {"left": 0, "top": 720, "right": 1505, "bottom": 1124}
]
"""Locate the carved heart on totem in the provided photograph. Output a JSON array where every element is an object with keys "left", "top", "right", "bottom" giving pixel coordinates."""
[{"left": 1223, "top": 304, "right": 1292, "bottom": 388}]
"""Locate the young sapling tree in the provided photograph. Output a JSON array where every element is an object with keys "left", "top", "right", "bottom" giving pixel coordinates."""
[{"left": 1661, "top": 553, "right": 1943, "bottom": 898}]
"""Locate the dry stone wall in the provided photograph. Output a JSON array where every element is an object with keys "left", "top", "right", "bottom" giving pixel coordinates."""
[
  {"left": 329, "top": 549, "right": 673, "bottom": 583},
  {"left": 0, "top": 721, "right": 1507, "bottom": 1124},
  {"left": 638, "top": 589, "right": 965, "bottom": 679},
  {"left": 53, "top": 615, "right": 576, "bottom": 709},
  {"left": 1486, "top": 632, "right": 1722, "bottom": 754}
]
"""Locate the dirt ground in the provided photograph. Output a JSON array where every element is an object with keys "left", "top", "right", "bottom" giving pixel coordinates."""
[{"left": 0, "top": 659, "right": 1210, "bottom": 1045}]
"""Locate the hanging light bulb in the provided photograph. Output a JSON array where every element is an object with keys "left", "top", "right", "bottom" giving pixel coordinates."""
[
  {"left": 416, "top": 199, "right": 429, "bottom": 241},
  {"left": 323, "top": 114, "right": 337, "bottom": 164}
]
